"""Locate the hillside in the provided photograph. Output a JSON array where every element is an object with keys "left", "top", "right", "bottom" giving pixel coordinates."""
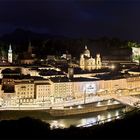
[
  {"left": 0, "top": 109, "right": 139, "bottom": 139},
  {"left": 0, "top": 28, "right": 132, "bottom": 58}
]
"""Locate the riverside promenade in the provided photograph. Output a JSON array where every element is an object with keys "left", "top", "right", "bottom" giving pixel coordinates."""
[{"left": 0, "top": 88, "right": 140, "bottom": 110}]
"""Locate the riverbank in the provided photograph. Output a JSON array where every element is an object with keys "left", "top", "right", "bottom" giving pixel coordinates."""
[
  {"left": 0, "top": 99, "right": 126, "bottom": 118},
  {"left": 48, "top": 102, "right": 125, "bottom": 117},
  {"left": 0, "top": 108, "right": 138, "bottom": 139},
  {"left": 0, "top": 103, "right": 124, "bottom": 120}
]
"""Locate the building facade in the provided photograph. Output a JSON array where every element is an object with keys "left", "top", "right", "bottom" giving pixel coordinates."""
[
  {"left": 14, "top": 79, "right": 35, "bottom": 104},
  {"left": 80, "top": 46, "right": 102, "bottom": 71},
  {"left": 0, "top": 75, "right": 140, "bottom": 105},
  {"left": 34, "top": 80, "right": 52, "bottom": 103},
  {"left": 132, "top": 47, "right": 140, "bottom": 63},
  {"left": 50, "top": 77, "right": 100, "bottom": 103}
]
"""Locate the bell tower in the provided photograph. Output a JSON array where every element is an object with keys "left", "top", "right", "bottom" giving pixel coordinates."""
[
  {"left": 96, "top": 54, "right": 101, "bottom": 69},
  {"left": 8, "top": 44, "right": 12, "bottom": 63}
]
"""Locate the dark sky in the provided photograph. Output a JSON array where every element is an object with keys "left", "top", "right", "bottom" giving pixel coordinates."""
[{"left": 0, "top": 0, "right": 140, "bottom": 41}]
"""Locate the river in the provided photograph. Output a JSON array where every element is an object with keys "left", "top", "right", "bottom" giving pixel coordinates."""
[
  {"left": 0, "top": 103, "right": 128, "bottom": 129},
  {"left": 44, "top": 107, "right": 126, "bottom": 129}
]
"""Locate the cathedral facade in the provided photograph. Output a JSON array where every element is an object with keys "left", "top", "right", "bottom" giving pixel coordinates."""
[{"left": 80, "top": 46, "right": 102, "bottom": 71}]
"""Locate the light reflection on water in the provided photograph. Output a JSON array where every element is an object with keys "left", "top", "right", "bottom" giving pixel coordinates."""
[{"left": 44, "top": 108, "right": 125, "bottom": 129}]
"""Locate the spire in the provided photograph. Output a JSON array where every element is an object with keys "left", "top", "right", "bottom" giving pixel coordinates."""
[
  {"left": 9, "top": 44, "right": 11, "bottom": 50},
  {"left": 8, "top": 44, "right": 12, "bottom": 63},
  {"left": 9, "top": 44, "right": 12, "bottom": 53},
  {"left": 28, "top": 41, "right": 32, "bottom": 53}
]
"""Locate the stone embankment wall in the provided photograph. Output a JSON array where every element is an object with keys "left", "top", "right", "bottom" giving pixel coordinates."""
[{"left": 48, "top": 104, "right": 124, "bottom": 117}]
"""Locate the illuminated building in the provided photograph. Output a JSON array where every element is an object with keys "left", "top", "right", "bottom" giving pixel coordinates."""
[
  {"left": 15, "top": 79, "right": 35, "bottom": 103},
  {"left": 132, "top": 47, "right": 140, "bottom": 63},
  {"left": 1, "top": 68, "right": 140, "bottom": 106},
  {"left": 50, "top": 78, "right": 74, "bottom": 103},
  {"left": 8, "top": 44, "right": 12, "bottom": 63},
  {"left": 61, "top": 54, "right": 72, "bottom": 60},
  {"left": 98, "top": 79, "right": 127, "bottom": 92},
  {"left": 35, "top": 81, "right": 52, "bottom": 103},
  {"left": 50, "top": 77, "right": 99, "bottom": 102},
  {"left": 80, "top": 45, "right": 102, "bottom": 71}
]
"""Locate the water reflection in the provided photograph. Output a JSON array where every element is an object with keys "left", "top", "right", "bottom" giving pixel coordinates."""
[
  {"left": 107, "top": 113, "right": 111, "bottom": 122},
  {"left": 50, "top": 120, "right": 65, "bottom": 129},
  {"left": 44, "top": 108, "right": 124, "bottom": 129}
]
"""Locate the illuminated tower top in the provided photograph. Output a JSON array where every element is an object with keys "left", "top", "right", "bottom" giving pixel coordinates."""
[
  {"left": 8, "top": 44, "right": 12, "bottom": 63},
  {"left": 83, "top": 45, "right": 90, "bottom": 58},
  {"left": 8, "top": 44, "right": 12, "bottom": 53}
]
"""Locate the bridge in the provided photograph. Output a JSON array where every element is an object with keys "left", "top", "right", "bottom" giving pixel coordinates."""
[{"left": 113, "top": 96, "right": 140, "bottom": 108}]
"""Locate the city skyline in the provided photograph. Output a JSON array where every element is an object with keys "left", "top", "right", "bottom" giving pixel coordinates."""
[
  {"left": 0, "top": 0, "right": 140, "bottom": 42},
  {"left": 1, "top": 0, "right": 140, "bottom": 138}
]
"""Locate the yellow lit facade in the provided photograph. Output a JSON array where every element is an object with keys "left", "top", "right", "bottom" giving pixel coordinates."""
[
  {"left": 51, "top": 79, "right": 100, "bottom": 101},
  {"left": 15, "top": 80, "right": 35, "bottom": 103},
  {"left": 80, "top": 46, "right": 102, "bottom": 70},
  {"left": 51, "top": 82, "right": 73, "bottom": 102},
  {"left": 35, "top": 82, "right": 52, "bottom": 103},
  {"left": 1, "top": 75, "right": 140, "bottom": 105}
]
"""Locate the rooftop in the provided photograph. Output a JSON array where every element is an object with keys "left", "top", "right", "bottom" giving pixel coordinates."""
[
  {"left": 50, "top": 77, "right": 98, "bottom": 83},
  {"left": 35, "top": 82, "right": 51, "bottom": 85}
]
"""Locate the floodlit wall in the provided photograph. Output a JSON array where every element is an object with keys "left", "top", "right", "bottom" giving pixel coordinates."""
[
  {"left": 35, "top": 84, "right": 51, "bottom": 102},
  {"left": 15, "top": 82, "right": 35, "bottom": 103},
  {"left": 132, "top": 47, "right": 140, "bottom": 63}
]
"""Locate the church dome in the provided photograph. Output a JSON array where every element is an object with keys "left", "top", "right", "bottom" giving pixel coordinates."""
[{"left": 83, "top": 45, "right": 90, "bottom": 57}]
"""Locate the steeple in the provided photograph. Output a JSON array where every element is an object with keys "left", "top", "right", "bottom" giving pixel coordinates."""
[
  {"left": 9, "top": 44, "right": 12, "bottom": 53},
  {"left": 8, "top": 44, "right": 12, "bottom": 63},
  {"left": 28, "top": 41, "right": 32, "bottom": 54},
  {"left": 83, "top": 45, "right": 90, "bottom": 58}
]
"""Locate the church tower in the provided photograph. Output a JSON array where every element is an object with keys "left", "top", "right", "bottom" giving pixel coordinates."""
[
  {"left": 28, "top": 41, "right": 32, "bottom": 54},
  {"left": 8, "top": 44, "right": 12, "bottom": 63},
  {"left": 80, "top": 54, "right": 85, "bottom": 70},
  {"left": 96, "top": 54, "right": 101, "bottom": 69}
]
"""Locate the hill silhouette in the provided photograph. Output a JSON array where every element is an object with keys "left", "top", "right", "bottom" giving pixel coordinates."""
[
  {"left": 0, "top": 28, "right": 132, "bottom": 59},
  {"left": 0, "top": 109, "right": 139, "bottom": 139}
]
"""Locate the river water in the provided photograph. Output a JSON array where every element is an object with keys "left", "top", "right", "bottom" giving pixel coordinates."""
[
  {"left": 44, "top": 107, "right": 126, "bottom": 129},
  {"left": 0, "top": 100, "right": 127, "bottom": 129}
]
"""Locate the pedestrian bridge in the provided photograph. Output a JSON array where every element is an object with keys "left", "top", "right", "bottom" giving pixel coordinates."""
[{"left": 113, "top": 96, "right": 140, "bottom": 108}]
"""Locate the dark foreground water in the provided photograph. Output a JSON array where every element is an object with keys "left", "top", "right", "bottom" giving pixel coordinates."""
[{"left": 0, "top": 107, "right": 126, "bottom": 128}]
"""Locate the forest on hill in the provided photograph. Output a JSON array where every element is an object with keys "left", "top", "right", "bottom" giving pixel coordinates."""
[{"left": 0, "top": 28, "right": 133, "bottom": 59}]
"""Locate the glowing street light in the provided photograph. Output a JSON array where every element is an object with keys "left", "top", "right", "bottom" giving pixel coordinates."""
[
  {"left": 70, "top": 106, "right": 73, "bottom": 109},
  {"left": 107, "top": 99, "right": 111, "bottom": 104},
  {"left": 78, "top": 105, "right": 82, "bottom": 108},
  {"left": 97, "top": 115, "right": 101, "bottom": 122},
  {"left": 110, "top": 64, "right": 115, "bottom": 70},
  {"left": 97, "top": 101, "right": 101, "bottom": 106}
]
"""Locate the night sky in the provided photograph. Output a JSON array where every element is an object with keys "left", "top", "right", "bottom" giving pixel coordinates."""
[{"left": 0, "top": 0, "right": 140, "bottom": 41}]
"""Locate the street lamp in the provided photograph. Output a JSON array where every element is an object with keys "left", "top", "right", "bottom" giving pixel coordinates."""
[{"left": 110, "top": 64, "right": 115, "bottom": 70}]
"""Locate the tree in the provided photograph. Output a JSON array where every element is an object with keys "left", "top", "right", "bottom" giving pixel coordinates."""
[{"left": 128, "top": 41, "right": 140, "bottom": 48}]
